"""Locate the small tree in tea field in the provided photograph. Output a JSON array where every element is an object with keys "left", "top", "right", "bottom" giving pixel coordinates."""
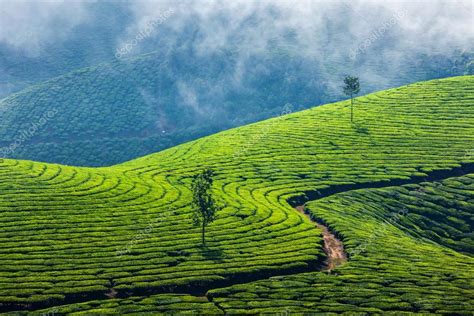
[
  {"left": 343, "top": 75, "right": 361, "bottom": 123},
  {"left": 191, "top": 168, "right": 221, "bottom": 246}
]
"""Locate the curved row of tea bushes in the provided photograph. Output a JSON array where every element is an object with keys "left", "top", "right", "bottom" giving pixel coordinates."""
[
  {"left": 208, "top": 174, "right": 474, "bottom": 314},
  {"left": 1, "top": 76, "right": 473, "bottom": 313}
]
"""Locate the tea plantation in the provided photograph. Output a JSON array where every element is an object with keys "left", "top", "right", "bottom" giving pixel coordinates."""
[
  {"left": 12, "top": 174, "right": 473, "bottom": 315},
  {"left": 208, "top": 174, "right": 474, "bottom": 314},
  {"left": 0, "top": 76, "right": 473, "bottom": 314},
  {"left": 1, "top": 46, "right": 471, "bottom": 167}
]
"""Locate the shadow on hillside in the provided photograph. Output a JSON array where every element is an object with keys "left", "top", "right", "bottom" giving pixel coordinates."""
[
  {"left": 200, "top": 244, "right": 224, "bottom": 263},
  {"left": 354, "top": 123, "right": 370, "bottom": 135}
]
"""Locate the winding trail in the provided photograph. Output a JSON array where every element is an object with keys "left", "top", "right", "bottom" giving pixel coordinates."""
[
  {"left": 295, "top": 205, "right": 347, "bottom": 271},
  {"left": 287, "top": 162, "right": 474, "bottom": 272}
]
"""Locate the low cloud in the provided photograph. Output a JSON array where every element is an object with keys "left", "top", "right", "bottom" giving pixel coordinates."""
[
  {"left": 118, "top": 0, "right": 473, "bottom": 96},
  {"left": 0, "top": 0, "right": 471, "bottom": 101},
  {"left": 123, "top": 0, "right": 473, "bottom": 59},
  {"left": 0, "top": 0, "right": 90, "bottom": 56},
  {"left": 1, "top": 0, "right": 471, "bottom": 63}
]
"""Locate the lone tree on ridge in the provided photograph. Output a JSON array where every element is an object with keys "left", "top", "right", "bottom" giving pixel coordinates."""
[
  {"left": 191, "top": 168, "right": 221, "bottom": 246},
  {"left": 343, "top": 75, "right": 361, "bottom": 123}
]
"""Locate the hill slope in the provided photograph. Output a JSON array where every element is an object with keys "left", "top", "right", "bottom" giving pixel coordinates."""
[
  {"left": 14, "top": 173, "right": 473, "bottom": 315},
  {"left": 1, "top": 48, "right": 472, "bottom": 167},
  {"left": 0, "top": 76, "right": 473, "bottom": 314},
  {"left": 209, "top": 173, "right": 474, "bottom": 314}
]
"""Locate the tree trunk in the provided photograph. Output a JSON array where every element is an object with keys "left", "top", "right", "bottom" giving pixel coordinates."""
[
  {"left": 202, "top": 221, "right": 206, "bottom": 246},
  {"left": 350, "top": 93, "right": 354, "bottom": 123}
]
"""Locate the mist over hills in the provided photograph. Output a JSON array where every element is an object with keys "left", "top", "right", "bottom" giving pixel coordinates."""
[
  {"left": 0, "top": 1, "right": 473, "bottom": 314},
  {"left": 0, "top": 0, "right": 472, "bottom": 166}
]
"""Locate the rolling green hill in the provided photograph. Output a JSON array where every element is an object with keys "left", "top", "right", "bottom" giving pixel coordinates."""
[
  {"left": 1, "top": 47, "right": 472, "bottom": 167},
  {"left": 0, "top": 76, "right": 473, "bottom": 314}
]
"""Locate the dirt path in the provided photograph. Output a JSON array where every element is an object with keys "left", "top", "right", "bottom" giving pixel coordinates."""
[{"left": 295, "top": 205, "right": 347, "bottom": 271}]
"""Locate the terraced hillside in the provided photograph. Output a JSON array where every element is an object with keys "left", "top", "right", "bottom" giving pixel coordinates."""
[
  {"left": 1, "top": 48, "right": 471, "bottom": 167},
  {"left": 0, "top": 76, "right": 473, "bottom": 314},
  {"left": 209, "top": 174, "right": 474, "bottom": 314},
  {"left": 10, "top": 173, "right": 473, "bottom": 315}
]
